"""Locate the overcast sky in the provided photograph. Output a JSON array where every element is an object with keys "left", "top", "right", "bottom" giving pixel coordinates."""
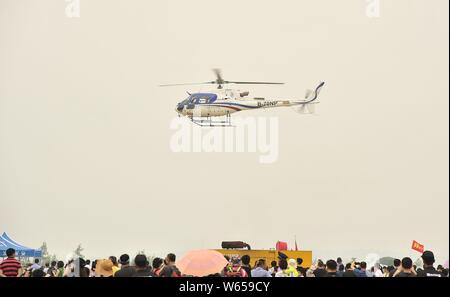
[{"left": 1, "top": 0, "right": 448, "bottom": 263}]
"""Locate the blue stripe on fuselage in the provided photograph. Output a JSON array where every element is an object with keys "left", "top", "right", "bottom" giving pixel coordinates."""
[{"left": 202, "top": 102, "right": 259, "bottom": 109}]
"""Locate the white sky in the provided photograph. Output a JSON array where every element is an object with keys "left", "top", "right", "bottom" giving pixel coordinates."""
[{"left": 0, "top": 0, "right": 448, "bottom": 264}]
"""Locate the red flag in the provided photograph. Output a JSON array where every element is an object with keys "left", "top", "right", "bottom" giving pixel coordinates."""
[{"left": 411, "top": 240, "right": 424, "bottom": 253}]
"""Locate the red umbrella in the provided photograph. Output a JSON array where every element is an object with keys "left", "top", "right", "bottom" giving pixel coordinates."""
[{"left": 177, "top": 250, "right": 228, "bottom": 277}]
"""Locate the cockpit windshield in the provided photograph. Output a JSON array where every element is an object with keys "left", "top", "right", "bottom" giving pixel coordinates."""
[
  {"left": 181, "top": 97, "right": 190, "bottom": 105},
  {"left": 188, "top": 93, "right": 218, "bottom": 104}
]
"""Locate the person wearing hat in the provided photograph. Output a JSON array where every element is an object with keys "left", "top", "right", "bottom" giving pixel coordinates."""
[
  {"left": 417, "top": 251, "right": 444, "bottom": 277},
  {"left": 95, "top": 259, "right": 114, "bottom": 277},
  {"left": 114, "top": 254, "right": 136, "bottom": 277},
  {"left": 277, "top": 252, "right": 288, "bottom": 261},
  {"left": 132, "top": 254, "right": 153, "bottom": 277}
]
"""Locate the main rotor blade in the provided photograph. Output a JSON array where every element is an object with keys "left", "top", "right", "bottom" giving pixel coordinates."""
[
  {"left": 159, "top": 82, "right": 215, "bottom": 87},
  {"left": 213, "top": 69, "right": 223, "bottom": 82},
  {"left": 226, "top": 81, "right": 284, "bottom": 85}
]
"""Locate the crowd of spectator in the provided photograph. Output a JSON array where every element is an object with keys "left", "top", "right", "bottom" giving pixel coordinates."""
[{"left": 0, "top": 247, "right": 448, "bottom": 278}]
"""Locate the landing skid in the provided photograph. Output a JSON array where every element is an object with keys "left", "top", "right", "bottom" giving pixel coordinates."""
[{"left": 189, "top": 113, "right": 233, "bottom": 127}]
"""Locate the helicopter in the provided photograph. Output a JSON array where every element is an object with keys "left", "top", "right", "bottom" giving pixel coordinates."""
[{"left": 160, "top": 69, "right": 325, "bottom": 126}]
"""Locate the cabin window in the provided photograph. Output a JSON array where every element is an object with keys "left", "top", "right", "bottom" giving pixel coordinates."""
[{"left": 188, "top": 93, "right": 218, "bottom": 104}]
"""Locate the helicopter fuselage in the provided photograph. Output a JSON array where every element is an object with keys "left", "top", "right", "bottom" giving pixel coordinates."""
[{"left": 176, "top": 90, "right": 296, "bottom": 118}]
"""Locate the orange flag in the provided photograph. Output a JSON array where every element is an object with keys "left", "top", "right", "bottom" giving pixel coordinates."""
[{"left": 411, "top": 240, "right": 424, "bottom": 253}]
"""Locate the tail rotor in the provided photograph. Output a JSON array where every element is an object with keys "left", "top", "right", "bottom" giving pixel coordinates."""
[{"left": 293, "top": 82, "right": 325, "bottom": 114}]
